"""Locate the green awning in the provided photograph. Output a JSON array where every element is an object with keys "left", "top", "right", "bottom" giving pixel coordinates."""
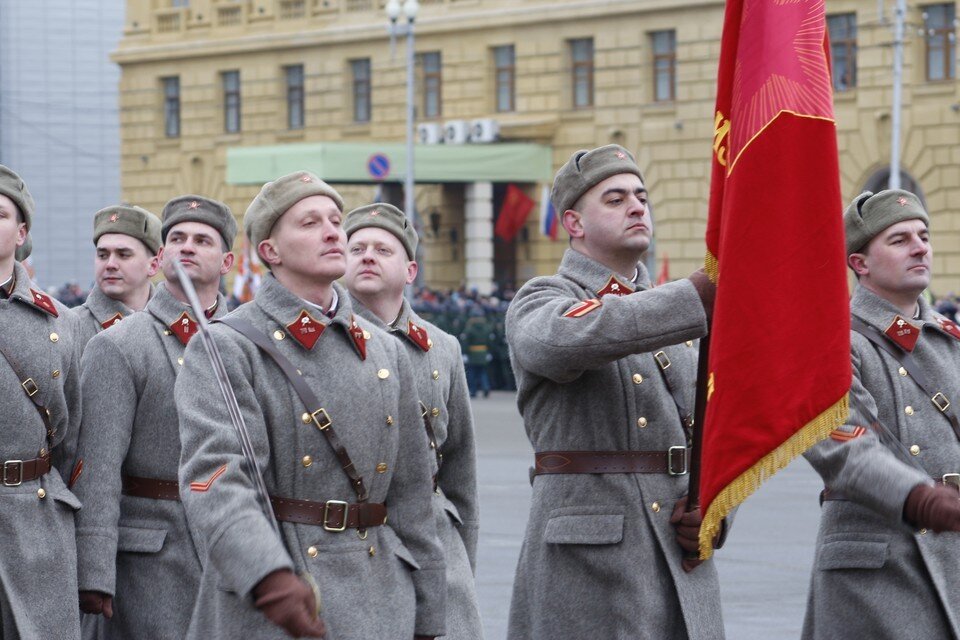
[{"left": 226, "top": 141, "right": 553, "bottom": 185}]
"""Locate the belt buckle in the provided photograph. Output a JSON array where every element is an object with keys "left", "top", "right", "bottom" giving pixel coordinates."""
[
  {"left": 943, "top": 474, "right": 960, "bottom": 491},
  {"left": 3, "top": 460, "right": 23, "bottom": 487},
  {"left": 21, "top": 378, "right": 38, "bottom": 397},
  {"left": 322, "top": 500, "right": 349, "bottom": 532},
  {"left": 667, "top": 446, "right": 688, "bottom": 476},
  {"left": 932, "top": 393, "right": 951, "bottom": 413},
  {"left": 310, "top": 408, "right": 332, "bottom": 432},
  {"left": 654, "top": 351, "right": 672, "bottom": 371}
]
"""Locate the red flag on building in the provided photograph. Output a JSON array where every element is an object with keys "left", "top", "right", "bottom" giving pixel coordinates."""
[
  {"left": 697, "top": 0, "right": 850, "bottom": 558},
  {"left": 494, "top": 184, "right": 535, "bottom": 241}
]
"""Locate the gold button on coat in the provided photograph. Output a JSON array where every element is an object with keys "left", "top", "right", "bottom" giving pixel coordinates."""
[
  {"left": 432, "top": 370, "right": 440, "bottom": 380},
  {"left": 37, "top": 488, "right": 46, "bottom": 499},
  {"left": 368, "top": 546, "right": 376, "bottom": 557},
  {"left": 376, "top": 463, "right": 388, "bottom": 473},
  {"left": 274, "top": 330, "right": 285, "bottom": 341},
  {"left": 632, "top": 373, "right": 643, "bottom": 385},
  {"left": 301, "top": 455, "right": 313, "bottom": 468},
  {"left": 685, "top": 340, "right": 694, "bottom": 347},
  {"left": 431, "top": 407, "right": 440, "bottom": 417},
  {"left": 898, "top": 367, "right": 908, "bottom": 377},
  {"left": 427, "top": 338, "right": 433, "bottom": 348},
  {"left": 637, "top": 417, "right": 648, "bottom": 428},
  {"left": 307, "top": 546, "right": 318, "bottom": 558},
  {"left": 377, "top": 369, "right": 390, "bottom": 380},
  {"left": 905, "top": 406, "right": 915, "bottom": 416},
  {"left": 301, "top": 413, "right": 312, "bottom": 424},
  {"left": 51, "top": 370, "right": 60, "bottom": 378},
  {"left": 651, "top": 502, "right": 661, "bottom": 513},
  {"left": 363, "top": 330, "right": 371, "bottom": 340},
  {"left": 177, "top": 357, "right": 184, "bottom": 366},
  {"left": 49, "top": 333, "right": 59, "bottom": 343},
  {"left": 385, "top": 415, "right": 394, "bottom": 426},
  {"left": 920, "top": 528, "right": 928, "bottom": 535},
  {"left": 910, "top": 444, "right": 921, "bottom": 456}
]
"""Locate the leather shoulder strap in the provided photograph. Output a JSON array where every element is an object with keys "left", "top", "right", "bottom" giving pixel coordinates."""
[
  {"left": 851, "top": 316, "right": 960, "bottom": 442},
  {"left": 218, "top": 316, "right": 369, "bottom": 502},
  {"left": 0, "top": 334, "right": 55, "bottom": 443},
  {"left": 419, "top": 401, "right": 442, "bottom": 490},
  {"left": 651, "top": 349, "right": 694, "bottom": 443}
]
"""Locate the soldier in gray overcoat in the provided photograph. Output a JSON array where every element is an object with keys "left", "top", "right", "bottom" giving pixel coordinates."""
[
  {"left": 343, "top": 203, "right": 483, "bottom": 639},
  {"left": 73, "top": 196, "right": 235, "bottom": 638},
  {"left": 74, "top": 205, "right": 162, "bottom": 348},
  {"left": 505, "top": 146, "right": 724, "bottom": 640},
  {"left": 0, "top": 165, "right": 83, "bottom": 639},
  {"left": 803, "top": 190, "right": 960, "bottom": 639},
  {"left": 176, "top": 172, "right": 446, "bottom": 639}
]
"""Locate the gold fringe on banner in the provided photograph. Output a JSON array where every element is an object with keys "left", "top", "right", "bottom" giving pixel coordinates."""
[
  {"left": 698, "top": 393, "right": 849, "bottom": 560},
  {"left": 704, "top": 250, "right": 719, "bottom": 284}
]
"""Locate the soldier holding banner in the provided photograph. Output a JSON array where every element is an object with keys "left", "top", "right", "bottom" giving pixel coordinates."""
[
  {"left": 505, "top": 145, "right": 724, "bottom": 640},
  {"left": 804, "top": 189, "right": 960, "bottom": 638}
]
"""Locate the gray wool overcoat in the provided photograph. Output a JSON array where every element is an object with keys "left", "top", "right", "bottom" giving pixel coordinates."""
[
  {"left": 505, "top": 249, "right": 724, "bottom": 640},
  {"left": 803, "top": 285, "right": 960, "bottom": 639},
  {"left": 72, "top": 282, "right": 227, "bottom": 639},
  {"left": 0, "top": 261, "right": 83, "bottom": 639},
  {"left": 74, "top": 285, "right": 136, "bottom": 349},
  {"left": 175, "top": 275, "right": 446, "bottom": 640},
  {"left": 353, "top": 295, "right": 483, "bottom": 640}
]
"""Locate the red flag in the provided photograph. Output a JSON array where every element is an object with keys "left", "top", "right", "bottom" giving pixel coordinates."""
[
  {"left": 495, "top": 184, "right": 535, "bottom": 242},
  {"left": 656, "top": 253, "right": 670, "bottom": 286},
  {"left": 698, "top": 0, "right": 850, "bottom": 558}
]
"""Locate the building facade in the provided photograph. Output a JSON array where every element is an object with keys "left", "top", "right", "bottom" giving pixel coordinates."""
[
  {"left": 114, "top": 0, "right": 960, "bottom": 294},
  {"left": 0, "top": 0, "right": 124, "bottom": 289}
]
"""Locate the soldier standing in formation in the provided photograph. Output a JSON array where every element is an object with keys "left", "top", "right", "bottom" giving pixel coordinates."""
[
  {"left": 804, "top": 189, "right": 960, "bottom": 638},
  {"left": 343, "top": 202, "right": 484, "bottom": 639},
  {"left": 175, "top": 172, "right": 446, "bottom": 639},
  {"left": 0, "top": 165, "right": 84, "bottom": 638},
  {"left": 74, "top": 205, "right": 162, "bottom": 348},
  {"left": 73, "top": 196, "right": 235, "bottom": 637},
  {"left": 505, "top": 145, "right": 725, "bottom": 639}
]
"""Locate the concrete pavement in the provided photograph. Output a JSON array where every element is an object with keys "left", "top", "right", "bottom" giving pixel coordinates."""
[{"left": 471, "top": 391, "right": 823, "bottom": 640}]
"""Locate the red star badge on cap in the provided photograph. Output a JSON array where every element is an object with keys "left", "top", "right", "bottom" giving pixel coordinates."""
[
  {"left": 188, "top": 201, "right": 200, "bottom": 209},
  {"left": 300, "top": 175, "right": 312, "bottom": 183},
  {"left": 370, "top": 209, "right": 380, "bottom": 217},
  {"left": 407, "top": 320, "right": 430, "bottom": 352},
  {"left": 169, "top": 311, "right": 198, "bottom": 345},
  {"left": 100, "top": 312, "right": 124, "bottom": 330},
  {"left": 616, "top": 151, "right": 626, "bottom": 159},
  {"left": 884, "top": 315, "right": 920, "bottom": 352},
  {"left": 897, "top": 197, "right": 908, "bottom": 206},
  {"left": 109, "top": 213, "right": 119, "bottom": 223},
  {"left": 349, "top": 316, "right": 367, "bottom": 360},
  {"left": 286, "top": 310, "right": 325, "bottom": 350}
]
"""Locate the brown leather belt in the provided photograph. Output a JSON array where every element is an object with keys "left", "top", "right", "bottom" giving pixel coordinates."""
[
  {"left": 534, "top": 448, "right": 690, "bottom": 476},
  {"left": 122, "top": 475, "right": 180, "bottom": 501},
  {"left": 822, "top": 474, "right": 960, "bottom": 503},
  {"left": 2, "top": 454, "right": 51, "bottom": 486},
  {"left": 270, "top": 496, "right": 387, "bottom": 532}
]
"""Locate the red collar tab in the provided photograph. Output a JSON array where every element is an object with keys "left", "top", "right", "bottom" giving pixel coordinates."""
[
  {"left": 936, "top": 316, "right": 960, "bottom": 341},
  {"left": 884, "top": 315, "right": 921, "bottom": 352},
  {"left": 349, "top": 316, "right": 367, "bottom": 360},
  {"left": 169, "top": 311, "right": 199, "bottom": 345},
  {"left": 407, "top": 320, "right": 431, "bottom": 352},
  {"left": 597, "top": 276, "right": 631, "bottom": 297},
  {"left": 100, "top": 312, "right": 124, "bottom": 330},
  {"left": 29, "top": 289, "right": 58, "bottom": 317},
  {"left": 287, "top": 309, "right": 325, "bottom": 350}
]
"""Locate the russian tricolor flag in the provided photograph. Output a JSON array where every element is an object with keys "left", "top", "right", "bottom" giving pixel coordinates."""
[{"left": 539, "top": 185, "right": 558, "bottom": 240}]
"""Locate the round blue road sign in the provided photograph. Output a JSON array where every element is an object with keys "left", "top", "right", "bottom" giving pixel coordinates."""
[{"left": 367, "top": 153, "right": 391, "bottom": 181}]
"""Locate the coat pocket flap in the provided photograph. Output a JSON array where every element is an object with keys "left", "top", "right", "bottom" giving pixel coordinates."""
[
  {"left": 441, "top": 496, "right": 463, "bottom": 525},
  {"left": 381, "top": 526, "right": 421, "bottom": 571},
  {"left": 117, "top": 525, "right": 167, "bottom": 554},
  {"left": 817, "top": 538, "right": 889, "bottom": 570},
  {"left": 543, "top": 514, "right": 624, "bottom": 545}
]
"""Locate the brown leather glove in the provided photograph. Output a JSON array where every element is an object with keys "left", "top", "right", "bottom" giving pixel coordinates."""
[
  {"left": 903, "top": 484, "right": 960, "bottom": 533},
  {"left": 253, "top": 569, "right": 326, "bottom": 638},
  {"left": 670, "top": 495, "right": 705, "bottom": 573},
  {"left": 687, "top": 268, "right": 716, "bottom": 322},
  {"left": 79, "top": 591, "right": 113, "bottom": 618}
]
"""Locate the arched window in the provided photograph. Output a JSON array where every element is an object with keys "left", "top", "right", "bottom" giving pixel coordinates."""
[{"left": 861, "top": 167, "right": 926, "bottom": 206}]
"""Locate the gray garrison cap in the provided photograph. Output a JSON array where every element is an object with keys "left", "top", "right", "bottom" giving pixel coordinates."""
[
  {"left": 94, "top": 205, "right": 163, "bottom": 255},
  {"left": 244, "top": 171, "right": 345, "bottom": 249},
  {"left": 843, "top": 189, "right": 929, "bottom": 256},
  {"left": 0, "top": 165, "right": 36, "bottom": 231},
  {"left": 343, "top": 203, "right": 418, "bottom": 260},
  {"left": 161, "top": 195, "right": 237, "bottom": 251},
  {"left": 551, "top": 144, "right": 644, "bottom": 214}
]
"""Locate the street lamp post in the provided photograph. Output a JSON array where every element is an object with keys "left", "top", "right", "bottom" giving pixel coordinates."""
[{"left": 386, "top": 0, "right": 419, "bottom": 233}]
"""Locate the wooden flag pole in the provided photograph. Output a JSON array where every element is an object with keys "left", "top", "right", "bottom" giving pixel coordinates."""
[{"left": 684, "top": 331, "right": 711, "bottom": 562}]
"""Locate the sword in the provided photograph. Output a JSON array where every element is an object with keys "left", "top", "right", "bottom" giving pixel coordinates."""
[{"left": 172, "top": 262, "right": 322, "bottom": 613}]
